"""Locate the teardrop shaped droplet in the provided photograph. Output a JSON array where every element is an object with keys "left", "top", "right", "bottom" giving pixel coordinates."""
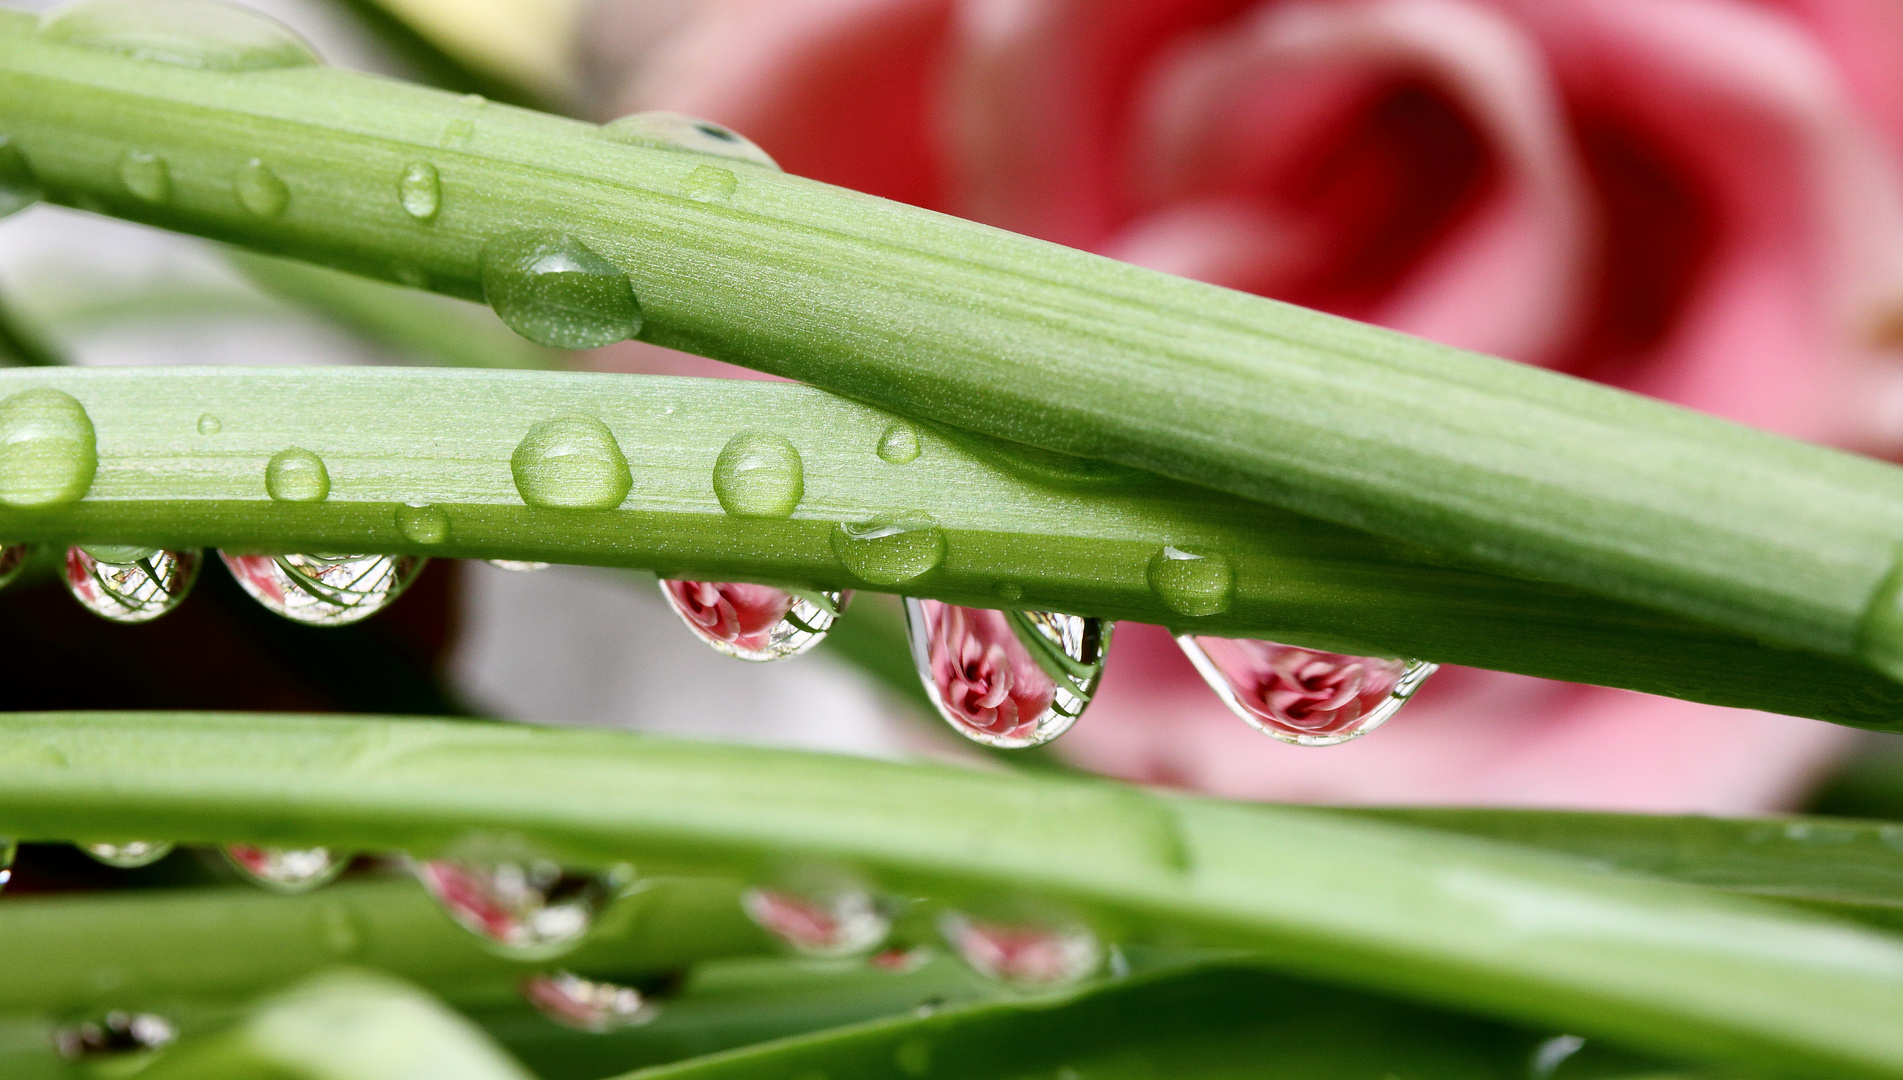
[
  {"left": 599, "top": 112, "right": 780, "bottom": 170},
  {"left": 831, "top": 514, "right": 945, "bottom": 585},
  {"left": 0, "top": 136, "right": 43, "bottom": 219},
  {"left": 219, "top": 552, "right": 426, "bottom": 626},
  {"left": 712, "top": 430, "right": 803, "bottom": 518},
  {"left": 39, "top": 0, "right": 322, "bottom": 71},
  {"left": 481, "top": 231, "right": 641, "bottom": 349},
  {"left": 394, "top": 502, "right": 449, "bottom": 544},
  {"left": 938, "top": 911, "right": 1101, "bottom": 987},
  {"left": 0, "top": 544, "right": 35, "bottom": 590},
  {"left": 234, "top": 158, "right": 289, "bottom": 218},
  {"left": 905, "top": 599, "right": 1109, "bottom": 748},
  {"left": 0, "top": 387, "right": 96, "bottom": 508},
  {"left": 397, "top": 160, "right": 441, "bottom": 222},
  {"left": 223, "top": 844, "right": 349, "bottom": 894},
  {"left": 64, "top": 545, "right": 200, "bottom": 623},
  {"left": 412, "top": 857, "right": 632, "bottom": 960},
  {"left": 486, "top": 559, "right": 550, "bottom": 572},
  {"left": 83, "top": 841, "right": 174, "bottom": 869},
  {"left": 877, "top": 423, "right": 921, "bottom": 465},
  {"left": 521, "top": 972, "right": 658, "bottom": 1033},
  {"left": 265, "top": 447, "right": 328, "bottom": 502},
  {"left": 511, "top": 416, "right": 632, "bottom": 509},
  {"left": 53, "top": 1011, "right": 177, "bottom": 1062},
  {"left": 1176, "top": 636, "right": 1436, "bottom": 746},
  {"left": 742, "top": 884, "right": 890, "bottom": 958},
  {"left": 117, "top": 149, "right": 170, "bottom": 204},
  {"left": 660, "top": 581, "right": 849, "bottom": 662},
  {"left": 1147, "top": 545, "right": 1233, "bottom": 617}
]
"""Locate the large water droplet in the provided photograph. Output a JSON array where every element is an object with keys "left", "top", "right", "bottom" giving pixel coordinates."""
[
  {"left": 220, "top": 552, "right": 426, "bottom": 626},
  {"left": 234, "top": 158, "right": 289, "bottom": 218},
  {"left": 83, "top": 841, "right": 174, "bottom": 868},
  {"left": 511, "top": 416, "right": 631, "bottom": 509},
  {"left": 904, "top": 599, "right": 1109, "bottom": 748},
  {"left": 413, "top": 857, "right": 632, "bottom": 960},
  {"left": 487, "top": 559, "right": 550, "bottom": 572},
  {"left": 0, "top": 388, "right": 96, "bottom": 508},
  {"left": 742, "top": 884, "right": 890, "bottom": 958},
  {"left": 223, "top": 844, "right": 349, "bottom": 894},
  {"left": 53, "top": 1011, "right": 177, "bottom": 1062},
  {"left": 117, "top": 149, "right": 170, "bottom": 204},
  {"left": 1177, "top": 636, "right": 1436, "bottom": 746},
  {"left": 599, "top": 112, "right": 780, "bottom": 170},
  {"left": 265, "top": 447, "right": 328, "bottom": 502},
  {"left": 831, "top": 514, "right": 945, "bottom": 585},
  {"left": 395, "top": 502, "right": 449, "bottom": 544},
  {"left": 64, "top": 546, "right": 200, "bottom": 623},
  {"left": 661, "top": 580, "right": 848, "bottom": 662},
  {"left": 0, "top": 136, "right": 42, "bottom": 219},
  {"left": 877, "top": 423, "right": 921, "bottom": 465},
  {"left": 397, "top": 161, "right": 441, "bottom": 222},
  {"left": 938, "top": 911, "right": 1101, "bottom": 987},
  {"left": 481, "top": 231, "right": 641, "bottom": 349},
  {"left": 521, "top": 972, "right": 658, "bottom": 1033},
  {"left": 38, "top": 0, "right": 321, "bottom": 71},
  {"left": 0, "top": 544, "right": 35, "bottom": 590},
  {"left": 1147, "top": 545, "right": 1233, "bottom": 617},
  {"left": 712, "top": 431, "right": 803, "bottom": 518}
]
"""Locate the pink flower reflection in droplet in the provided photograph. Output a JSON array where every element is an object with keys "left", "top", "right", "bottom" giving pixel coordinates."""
[
  {"left": 661, "top": 580, "right": 796, "bottom": 652},
  {"left": 915, "top": 599, "right": 1057, "bottom": 743},
  {"left": 1190, "top": 638, "right": 1411, "bottom": 742}
]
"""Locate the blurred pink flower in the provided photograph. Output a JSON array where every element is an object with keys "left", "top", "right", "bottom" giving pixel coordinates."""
[
  {"left": 915, "top": 599, "right": 1057, "bottom": 741},
  {"left": 583, "top": 0, "right": 1903, "bottom": 811},
  {"left": 660, "top": 580, "right": 798, "bottom": 652}
]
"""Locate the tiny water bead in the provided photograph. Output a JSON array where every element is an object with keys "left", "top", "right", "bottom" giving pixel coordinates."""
[
  {"left": 397, "top": 161, "right": 442, "bottom": 222},
  {"left": 512, "top": 416, "right": 632, "bottom": 510},
  {"left": 487, "top": 559, "right": 550, "bottom": 572},
  {"left": 224, "top": 844, "right": 349, "bottom": 894},
  {"left": 196, "top": 413, "right": 221, "bottom": 436},
  {"left": 905, "top": 599, "right": 1110, "bottom": 748},
  {"left": 599, "top": 112, "right": 781, "bottom": 171},
  {"left": 118, "top": 149, "right": 170, "bottom": 204},
  {"left": 0, "top": 387, "right": 96, "bottom": 508},
  {"left": 53, "top": 1011, "right": 177, "bottom": 1062},
  {"left": 522, "top": 972, "right": 658, "bottom": 1033},
  {"left": 742, "top": 885, "right": 890, "bottom": 958},
  {"left": 661, "top": 581, "right": 849, "bottom": 662},
  {"left": 877, "top": 423, "right": 922, "bottom": 465},
  {"left": 220, "top": 552, "right": 426, "bottom": 626},
  {"left": 64, "top": 545, "right": 201, "bottom": 623},
  {"left": 0, "top": 136, "right": 43, "bottom": 219},
  {"left": 38, "top": 0, "right": 323, "bottom": 71},
  {"left": 481, "top": 231, "right": 642, "bottom": 350},
  {"left": 395, "top": 502, "right": 450, "bottom": 544},
  {"left": 413, "top": 858, "right": 633, "bottom": 960},
  {"left": 1147, "top": 545, "right": 1233, "bottom": 617},
  {"left": 265, "top": 447, "right": 329, "bottom": 502},
  {"left": 831, "top": 514, "right": 946, "bottom": 585},
  {"left": 712, "top": 430, "right": 804, "bottom": 518},
  {"left": 83, "top": 841, "right": 174, "bottom": 869},
  {"left": 0, "top": 543, "right": 35, "bottom": 590},
  {"left": 234, "top": 158, "right": 289, "bottom": 218},
  {"left": 938, "top": 911, "right": 1102, "bottom": 987},
  {"left": 1177, "top": 637, "right": 1437, "bottom": 746}
]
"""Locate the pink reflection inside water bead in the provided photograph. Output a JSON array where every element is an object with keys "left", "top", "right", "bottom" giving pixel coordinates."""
[
  {"left": 1178, "top": 637, "right": 1434, "bottom": 745},
  {"left": 741, "top": 886, "right": 889, "bottom": 957},
  {"left": 659, "top": 580, "right": 848, "bottom": 661},
  {"left": 912, "top": 600, "right": 1059, "bottom": 745},
  {"left": 938, "top": 911, "right": 1101, "bottom": 987}
]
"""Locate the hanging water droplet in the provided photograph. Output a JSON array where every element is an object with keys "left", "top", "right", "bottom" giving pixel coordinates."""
[
  {"left": 412, "top": 857, "right": 633, "bottom": 960},
  {"left": 397, "top": 160, "right": 441, "bottom": 222},
  {"left": 511, "top": 416, "right": 631, "bottom": 509},
  {"left": 0, "top": 544, "right": 35, "bottom": 590},
  {"left": 521, "top": 972, "right": 658, "bottom": 1033},
  {"left": 234, "top": 158, "right": 289, "bottom": 218},
  {"left": 877, "top": 423, "right": 921, "bottom": 465},
  {"left": 264, "top": 447, "right": 328, "bottom": 502},
  {"left": 0, "top": 388, "right": 96, "bottom": 508},
  {"left": 64, "top": 545, "right": 200, "bottom": 623},
  {"left": 599, "top": 112, "right": 780, "bottom": 170},
  {"left": 680, "top": 164, "right": 737, "bottom": 202},
  {"left": 486, "top": 559, "right": 550, "bottom": 572},
  {"left": 481, "top": 231, "right": 641, "bottom": 349},
  {"left": 196, "top": 413, "right": 221, "bottom": 436},
  {"left": 742, "top": 883, "right": 889, "bottom": 957},
  {"left": 660, "top": 581, "right": 849, "bottom": 662},
  {"left": 938, "top": 911, "right": 1101, "bottom": 987},
  {"left": 53, "top": 1010, "right": 177, "bottom": 1062},
  {"left": 831, "top": 514, "right": 945, "bottom": 585},
  {"left": 712, "top": 431, "right": 803, "bottom": 518},
  {"left": 83, "top": 841, "right": 174, "bottom": 868},
  {"left": 223, "top": 844, "right": 349, "bottom": 894},
  {"left": 117, "top": 149, "right": 170, "bottom": 204},
  {"left": 905, "top": 599, "right": 1109, "bottom": 748},
  {"left": 1177, "top": 636, "right": 1436, "bottom": 746},
  {"left": 0, "top": 136, "right": 42, "bottom": 219},
  {"left": 38, "top": 0, "right": 322, "bottom": 70},
  {"left": 394, "top": 502, "right": 449, "bottom": 544},
  {"left": 1147, "top": 545, "right": 1233, "bottom": 617},
  {"left": 220, "top": 552, "right": 426, "bottom": 626}
]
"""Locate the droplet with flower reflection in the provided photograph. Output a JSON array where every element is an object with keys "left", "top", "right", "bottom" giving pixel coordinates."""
[
  {"left": 742, "top": 884, "right": 890, "bottom": 957},
  {"left": 904, "top": 599, "right": 1110, "bottom": 748},
  {"left": 1176, "top": 636, "right": 1436, "bottom": 746},
  {"left": 83, "top": 841, "right": 173, "bottom": 868},
  {"left": 521, "top": 972, "right": 658, "bottom": 1032},
  {"left": 0, "top": 543, "right": 33, "bottom": 590},
  {"left": 938, "top": 911, "right": 1101, "bottom": 987},
  {"left": 219, "top": 552, "right": 425, "bottom": 626},
  {"left": 64, "top": 545, "right": 200, "bottom": 623},
  {"left": 223, "top": 844, "right": 349, "bottom": 894},
  {"left": 660, "top": 580, "right": 850, "bottom": 662},
  {"left": 53, "top": 1010, "right": 176, "bottom": 1062},
  {"left": 412, "top": 857, "right": 632, "bottom": 960}
]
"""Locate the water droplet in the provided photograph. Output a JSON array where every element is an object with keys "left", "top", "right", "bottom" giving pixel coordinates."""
[
  {"left": 223, "top": 844, "right": 348, "bottom": 893},
  {"left": 64, "top": 546, "right": 200, "bottom": 623},
  {"left": 481, "top": 231, "right": 641, "bottom": 349},
  {"left": 599, "top": 112, "right": 780, "bottom": 170},
  {"left": 0, "top": 544, "right": 35, "bottom": 590},
  {"left": 53, "top": 1011, "right": 176, "bottom": 1061},
  {"left": 994, "top": 581, "right": 1024, "bottom": 600},
  {"left": 1176, "top": 636, "right": 1436, "bottom": 746},
  {"left": 83, "top": 841, "right": 173, "bottom": 868},
  {"left": 234, "top": 158, "right": 288, "bottom": 218},
  {"left": 511, "top": 416, "right": 631, "bottom": 509},
  {"left": 894, "top": 1037, "right": 932, "bottom": 1077},
  {"left": 486, "top": 559, "right": 549, "bottom": 572},
  {"left": 521, "top": 972, "right": 658, "bottom": 1033},
  {"left": 220, "top": 552, "right": 426, "bottom": 626},
  {"left": 196, "top": 413, "right": 221, "bottom": 436},
  {"left": 831, "top": 514, "right": 945, "bottom": 585},
  {"left": 939, "top": 911, "right": 1100, "bottom": 987},
  {"left": 661, "top": 581, "right": 849, "bottom": 662},
  {"left": 0, "top": 388, "right": 96, "bottom": 508},
  {"left": 412, "top": 857, "right": 632, "bottom": 960},
  {"left": 395, "top": 502, "right": 449, "bottom": 544},
  {"left": 397, "top": 160, "right": 441, "bottom": 222},
  {"left": 38, "top": 0, "right": 322, "bottom": 70},
  {"left": 392, "top": 262, "right": 429, "bottom": 289},
  {"left": 1859, "top": 548, "right": 1903, "bottom": 681},
  {"left": 264, "top": 447, "right": 328, "bottom": 502},
  {"left": 712, "top": 430, "right": 803, "bottom": 518},
  {"left": 0, "top": 135, "right": 42, "bottom": 219},
  {"left": 905, "top": 599, "right": 1109, "bottom": 748},
  {"left": 1147, "top": 545, "right": 1233, "bottom": 617},
  {"left": 742, "top": 883, "right": 889, "bottom": 957},
  {"left": 877, "top": 424, "right": 921, "bottom": 465},
  {"left": 680, "top": 164, "right": 737, "bottom": 202},
  {"left": 1530, "top": 1035, "right": 1587, "bottom": 1080},
  {"left": 117, "top": 149, "right": 170, "bottom": 204}
]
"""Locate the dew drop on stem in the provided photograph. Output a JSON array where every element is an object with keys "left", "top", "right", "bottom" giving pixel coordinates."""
[
  {"left": 0, "top": 136, "right": 42, "bottom": 219},
  {"left": 877, "top": 423, "right": 921, "bottom": 464},
  {"left": 1176, "top": 636, "right": 1436, "bottom": 746},
  {"left": 511, "top": 416, "right": 632, "bottom": 510},
  {"left": 661, "top": 580, "right": 849, "bottom": 662},
  {"left": 53, "top": 1010, "right": 176, "bottom": 1062},
  {"left": 234, "top": 158, "right": 289, "bottom": 218},
  {"left": 481, "top": 231, "right": 641, "bottom": 350},
  {"left": 224, "top": 844, "right": 349, "bottom": 894},
  {"left": 394, "top": 502, "right": 449, "bottom": 544},
  {"left": 264, "top": 447, "right": 328, "bottom": 502},
  {"left": 64, "top": 545, "right": 200, "bottom": 623},
  {"left": 742, "top": 880, "right": 889, "bottom": 957},
  {"left": 0, "top": 387, "right": 96, "bottom": 508},
  {"left": 37, "top": 0, "right": 323, "bottom": 71},
  {"left": 905, "top": 599, "right": 1110, "bottom": 748},
  {"left": 1146, "top": 545, "right": 1233, "bottom": 617},
  {"left": 219, "top": 552, "right": 426, "bottom": 626},
  {"left": 412, "top": 856, "right": 633, "bottom": 961},
  {"left": 82, "top": 841, "right": 174, "bottom": 868},
  {"left": 196, "top": 413, "right": 220, "bottom": 436},
  {"left": 521, "top": 972, "right": 659, "bottom": 1033},
  {"left": 598, "top": 112, "right": 780, "bottom": 171},
  {"left": 938, "top": 910, "right": 1102, "bottom": 987},
  {"left": 831, "top": 514, "right": 945, "bottom": 585},
  {"left": 117, "top": 149, "right": 170, "bottom": 205},
  {"left": 712, "top": 430, "right": 803, "bottom": 518},
  {"left": 397, "top": 161, "right": 441, "bottom": 222}
]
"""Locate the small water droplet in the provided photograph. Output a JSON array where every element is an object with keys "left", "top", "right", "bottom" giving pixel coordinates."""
[
  {"left": 742, "top": 883, "right": 889, "bottom": 957},
  {"left": 511, "top": 416, "right": 631, "bottom": 510},
  {"left": 413, "top": 857, "right": 632, "bottom": 960},
  {"left": 64, "top": 546, "right": 200, "bottom": 623},
  {"left": 220, "top": 552, "right": 426, "bottom": 625},
  {"left": 661, "top": 581, "right": 849, "bottom": 662},
  {"left": 994, "top": 581, "right": 1023, "bottom": 600},
  {"left": 680, "top": 164, "right": 737, "bottom": 202},
  {"left": 397, "top": 161, "right": 441, "bottom": 222},
  {"left": 313, "top": 899, "right": 365, "bottom": 957},
  {"left": 0, "top": 544, "right": 36, "bottom": 590},
  {"left": 117, "top": 149, "right": 170, "bottom": 204},
  {"left": 1147, "top": 545, "right": 1233, "bottom": 616},
  {"left": 1176, "top": 636, "right": 1435, "bottom": 746},
  {"left": 598, "top": 112, "right": 780, "bottom": 170},
  {"left": 392, "top": 262, "right": 430, "bottom": 289},
  {"left": 522, "top": 972, "right": 658, "bottom": 1032},
  {"left": 264, "top": 447, "right": 327, "bottom": 502},
  {"left": 223, "top": 844, "right": 348, "bottom": 894},
  {"left": 39, "top": 0, "right": 322, "bottom": 70},
  {"left": 486, "top": 559, "right": 550, "bottom": 572},
  {"left": 905, "top": 599, "right": 1109, "bottom": 748},
  {"left": 395, "top": 502, "right": 449, "bottom": 544},
  {"left": 53, "top": 1011, "right": 176, "bottom": 1061},
  {"left": 0, "top": 388, "right": 96, "bottom": 508},
  {"left": 1529, "top": 1035, "right": 1587, "bottom": 1080},
  {"left": 831, "top": 514, "right": 945, "bottom": 585},
  {"left": 481, "top": 231, "right": 641, "bottom": 349},
  {"left": 0, "top": 135, "right": 43, "bottom": 219},
  {"left": 712, "top": 431, "right": 803, "bottom": 518},
  {"left": 877, "top": 423, "right": 921, "bottom": 465},
  {"left": 83, "top": 841, "right": 174, "bottom": 868},
  {"left": 938, "top": 911, "right": 1101, "bottom": 987},
  {"left": 234, "top": 158, "right": 288, "bottom": 218},
  {"left": 894, "top": 1037, "right": 932, "bottom": 1077},
  {"left": 196, "top": 413, "right": 221, "bottom": 436}
]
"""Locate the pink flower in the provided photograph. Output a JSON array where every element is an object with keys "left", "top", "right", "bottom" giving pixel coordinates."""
[
  {"left": 660, "top": 580, "right": 797, "bottom": 652},
  {"left": 916, "top": 599, "right": 1057, "bottom": 741},
  {"left": 581, "top": 0, "right": 1903, "bottom": 810}
]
